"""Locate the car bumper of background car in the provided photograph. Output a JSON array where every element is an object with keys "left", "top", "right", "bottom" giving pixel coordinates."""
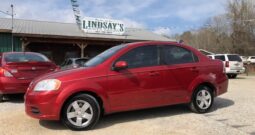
[
  {"left": 0, "top": 77, "right": 31, "bottom": 94},
  {"left": 226, "top": 68, "right": 245, "bottom": 74},
  {"left": 25, "top": 91, "right": 60, "bottom": 120}
]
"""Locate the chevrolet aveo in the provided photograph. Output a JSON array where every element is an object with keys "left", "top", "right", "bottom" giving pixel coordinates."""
[{"left": 25, "top": 42, "right": 228, "bottom": 130}]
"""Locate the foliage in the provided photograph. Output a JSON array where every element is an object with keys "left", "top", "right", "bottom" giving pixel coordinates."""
[{"left": 176, "top": 0, "right": 255, "bottom": 55}]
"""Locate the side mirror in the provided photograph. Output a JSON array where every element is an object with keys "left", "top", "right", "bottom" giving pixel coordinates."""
[{"left": 113, "top": 61, "right": 128, "bottom": 71}]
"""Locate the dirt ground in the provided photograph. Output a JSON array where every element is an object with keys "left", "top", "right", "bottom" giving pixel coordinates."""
[{"left": 0, "top": 75, "right": 254, "bottom": 135}]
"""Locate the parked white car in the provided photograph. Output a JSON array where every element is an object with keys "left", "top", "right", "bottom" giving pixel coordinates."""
[
  {"left": 240, "top": 56, "right": 249, "bottom": 64},
  {"left": 208, "top": 54, "right": 245, "bottom": 78},
  {"left": 247, "top": 56, "right": 255, "bottom": 64}
]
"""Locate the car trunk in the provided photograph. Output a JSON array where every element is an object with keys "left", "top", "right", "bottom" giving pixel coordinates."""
[
  {"left": 4, "top": 62, "right": 56, "bottom": 80},
  {"left": 229, "top": 61, "right": 243, "bottom": 70}
]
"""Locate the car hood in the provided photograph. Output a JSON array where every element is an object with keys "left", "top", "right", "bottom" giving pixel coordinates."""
[{"left": 32, "top": 67, "right": 97, "bottom": 83}]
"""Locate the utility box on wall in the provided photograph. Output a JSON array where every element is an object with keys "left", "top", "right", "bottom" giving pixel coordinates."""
[{"left": 0, "top": 33, "right": 22, "bottom": 52}]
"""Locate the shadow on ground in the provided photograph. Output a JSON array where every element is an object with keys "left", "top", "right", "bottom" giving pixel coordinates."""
[
  {"left": 39, "top": 97, "right": 234, "bottom": 130},
  {"left": 210, "top": 97, "right": 234, "bottom": 112},
  {"left": 39, "top": 120, "right": 67, "bottom": 130},
  {"left": 2, "top": 94, "right": 24, "bottom": 103},
  {"left": 232, "top": 76, "right": 246, "bottom": 80}
]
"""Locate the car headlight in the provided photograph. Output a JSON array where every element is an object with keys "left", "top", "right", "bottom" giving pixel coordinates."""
[{"left": 34, "top": 79, "right": 61, "bottom": 91}]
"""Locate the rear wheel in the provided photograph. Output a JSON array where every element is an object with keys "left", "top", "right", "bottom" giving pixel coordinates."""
[
  {"left": 232, "top": 74, "right": 237, "bottom": 78},
  {"left": 189, "top": 85, "right": 214, "bottom": 113},
  {"left": 61, "top": 94, "right": 101, "bottom": 130}
]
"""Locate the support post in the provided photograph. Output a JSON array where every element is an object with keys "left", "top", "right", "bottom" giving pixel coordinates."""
[
  {"left": 11, "top": 4, "right": 14, "bottom": 52},
  {"left": 76, "top": 43, "right": 88, "bottom": 58},
  {"left": 21, "top": 41, "right": 30, "bottom": 52}
]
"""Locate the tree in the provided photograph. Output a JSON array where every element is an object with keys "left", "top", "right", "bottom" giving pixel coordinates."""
[{"left": 178, "top": 0, "right": 255, "bottom": 55}]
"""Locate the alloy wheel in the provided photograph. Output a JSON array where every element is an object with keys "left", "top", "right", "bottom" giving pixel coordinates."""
[
  {"left": 66, "top": 100, "right": 94, "bottom": 127},
  {"left": 196, "top": 90, "right": 212, "bottom": 109}
]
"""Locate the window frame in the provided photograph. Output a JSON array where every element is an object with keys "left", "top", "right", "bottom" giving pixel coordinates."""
[
  {"left": 113, "top": 45, "right": 161, "bottom": 69},
  {"left": 215, "top": 55, "right": 226, "bottom": 61},
  {"left": 227, "top": 55, "right": 242, "bottom": 62},
  {"left": 160, "top": 45, "right": 199, "bottom": 65}
]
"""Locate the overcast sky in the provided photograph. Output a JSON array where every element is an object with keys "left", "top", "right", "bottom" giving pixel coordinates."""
[{"left": 0, "top": 0, "right": 227, "bottom": 35}]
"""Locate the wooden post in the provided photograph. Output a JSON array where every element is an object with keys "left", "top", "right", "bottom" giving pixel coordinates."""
[
  {"left": 76, "top": 43, "right": 88, "bottom": 58},
  {"left": 21, "top": 41, "right": 30, "bottom": 52}
]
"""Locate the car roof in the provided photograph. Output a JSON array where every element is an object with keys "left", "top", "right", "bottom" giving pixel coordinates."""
[
  {"left": 126, "top": 41, "right": 178, "bottom": 46},
  {"left": 124, "top": 41, "right": 206, "bottom": 59},
  {"left": 213, "top": 54, "right": 240, "bottom": 56},
  {"left": 125, "top": 41, "right": 199, "bottom": 51},
  {"left": 2, "top": 52, "right": 41, "bottom": 55},
  {"left": 67, "top": 57, "right": 89, "bottom": 60}
]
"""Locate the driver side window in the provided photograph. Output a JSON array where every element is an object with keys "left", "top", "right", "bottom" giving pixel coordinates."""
[{"left": 117, "top": 45, "right": 159, "bottom": 69}]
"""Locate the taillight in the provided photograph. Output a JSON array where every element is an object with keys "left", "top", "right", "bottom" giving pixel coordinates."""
[
  {"left": 0, "top": 67, "right": 13, "bottom": 77},
  {"left": 0, "top": 68, "right": 3, "bottom": 76},
  {"left": 225, "top": 61, "right": 229, "bottom": 67}
]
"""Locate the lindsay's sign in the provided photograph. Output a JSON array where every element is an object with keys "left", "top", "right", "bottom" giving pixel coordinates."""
[{"left": 82, "top": 17, "right": 125, "bottom": 35}]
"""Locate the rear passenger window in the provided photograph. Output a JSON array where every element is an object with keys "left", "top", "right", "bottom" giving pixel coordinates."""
[
  {"left": 75, "top": 59, "right": 87, "bottom": 66},
  {"left": 162, "top": 46, "right": 198, "bottom": 65},
  {"left": 227, "top": 55, "right": 242, "bottom": 62},
  {"left": 215, "top": 55, "right": 225, "bottom": 61}
]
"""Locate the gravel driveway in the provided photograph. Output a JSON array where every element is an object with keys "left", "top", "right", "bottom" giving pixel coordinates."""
[{"left": 0, "top": 75, "right": 254, "bottom": 135}]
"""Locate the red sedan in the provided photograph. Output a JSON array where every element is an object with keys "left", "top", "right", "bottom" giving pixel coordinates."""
[
  {"left": 25, "top": 42, "right": 228, "bottom": 130},
  {"left": 0, "top": 52, "right": 59, "bottom": 101}
]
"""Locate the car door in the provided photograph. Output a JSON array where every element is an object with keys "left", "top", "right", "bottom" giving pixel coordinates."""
[
  {"left": 107, "top": 45, "right": 168, "bottom": 111},
  {"left": 161, "top": 45, "right": 200, "bottom": 100}
]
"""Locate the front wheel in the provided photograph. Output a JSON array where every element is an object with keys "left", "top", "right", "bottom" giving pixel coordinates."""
[
  {"left": 189, "top": 85, "right": 214, "bottom": 113},
  {"left": 61, "top": 94, "right": 101, "bottom": 130}
]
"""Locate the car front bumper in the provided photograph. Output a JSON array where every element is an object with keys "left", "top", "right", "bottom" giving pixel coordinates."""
[{"left": 25, "top": 91, "right": 60, "bottom": 120}]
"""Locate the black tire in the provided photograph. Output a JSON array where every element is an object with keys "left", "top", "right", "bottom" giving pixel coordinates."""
[
  {"left": 189, "top": 85, "right": 214, "bottom": 113},
  {"left": 227, "top": 74, "right": 237, "bottom": 79},
  {"left": 61, "top": 94, "right": 101, "bottom": 131},
  {"left": 232, "top": 74, "right": 237, "bottom": 78}
]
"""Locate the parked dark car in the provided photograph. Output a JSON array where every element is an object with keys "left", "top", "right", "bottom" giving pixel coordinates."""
[
  {"left": 61, "top": 58, "right": 89, "bottom": 69},
  {"left": 0, "top": 52, "right": 59, "bottom": 101},
  {"left": 25, "top": 42, "right": 228, "bottom": 130}
]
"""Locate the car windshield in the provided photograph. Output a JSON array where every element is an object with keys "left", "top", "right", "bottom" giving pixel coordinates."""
[
  {"left": 84, "top": 44, "right": 126, "bottom": 67},
  {"left": 75, "top": 59, "right": 88, "bottom": 66},
  {"left": 4, "top": 53, "right": 50, "bottom": 62},
  {"left": 227, "top": 55, "right": 242, "bottom": 62}
]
